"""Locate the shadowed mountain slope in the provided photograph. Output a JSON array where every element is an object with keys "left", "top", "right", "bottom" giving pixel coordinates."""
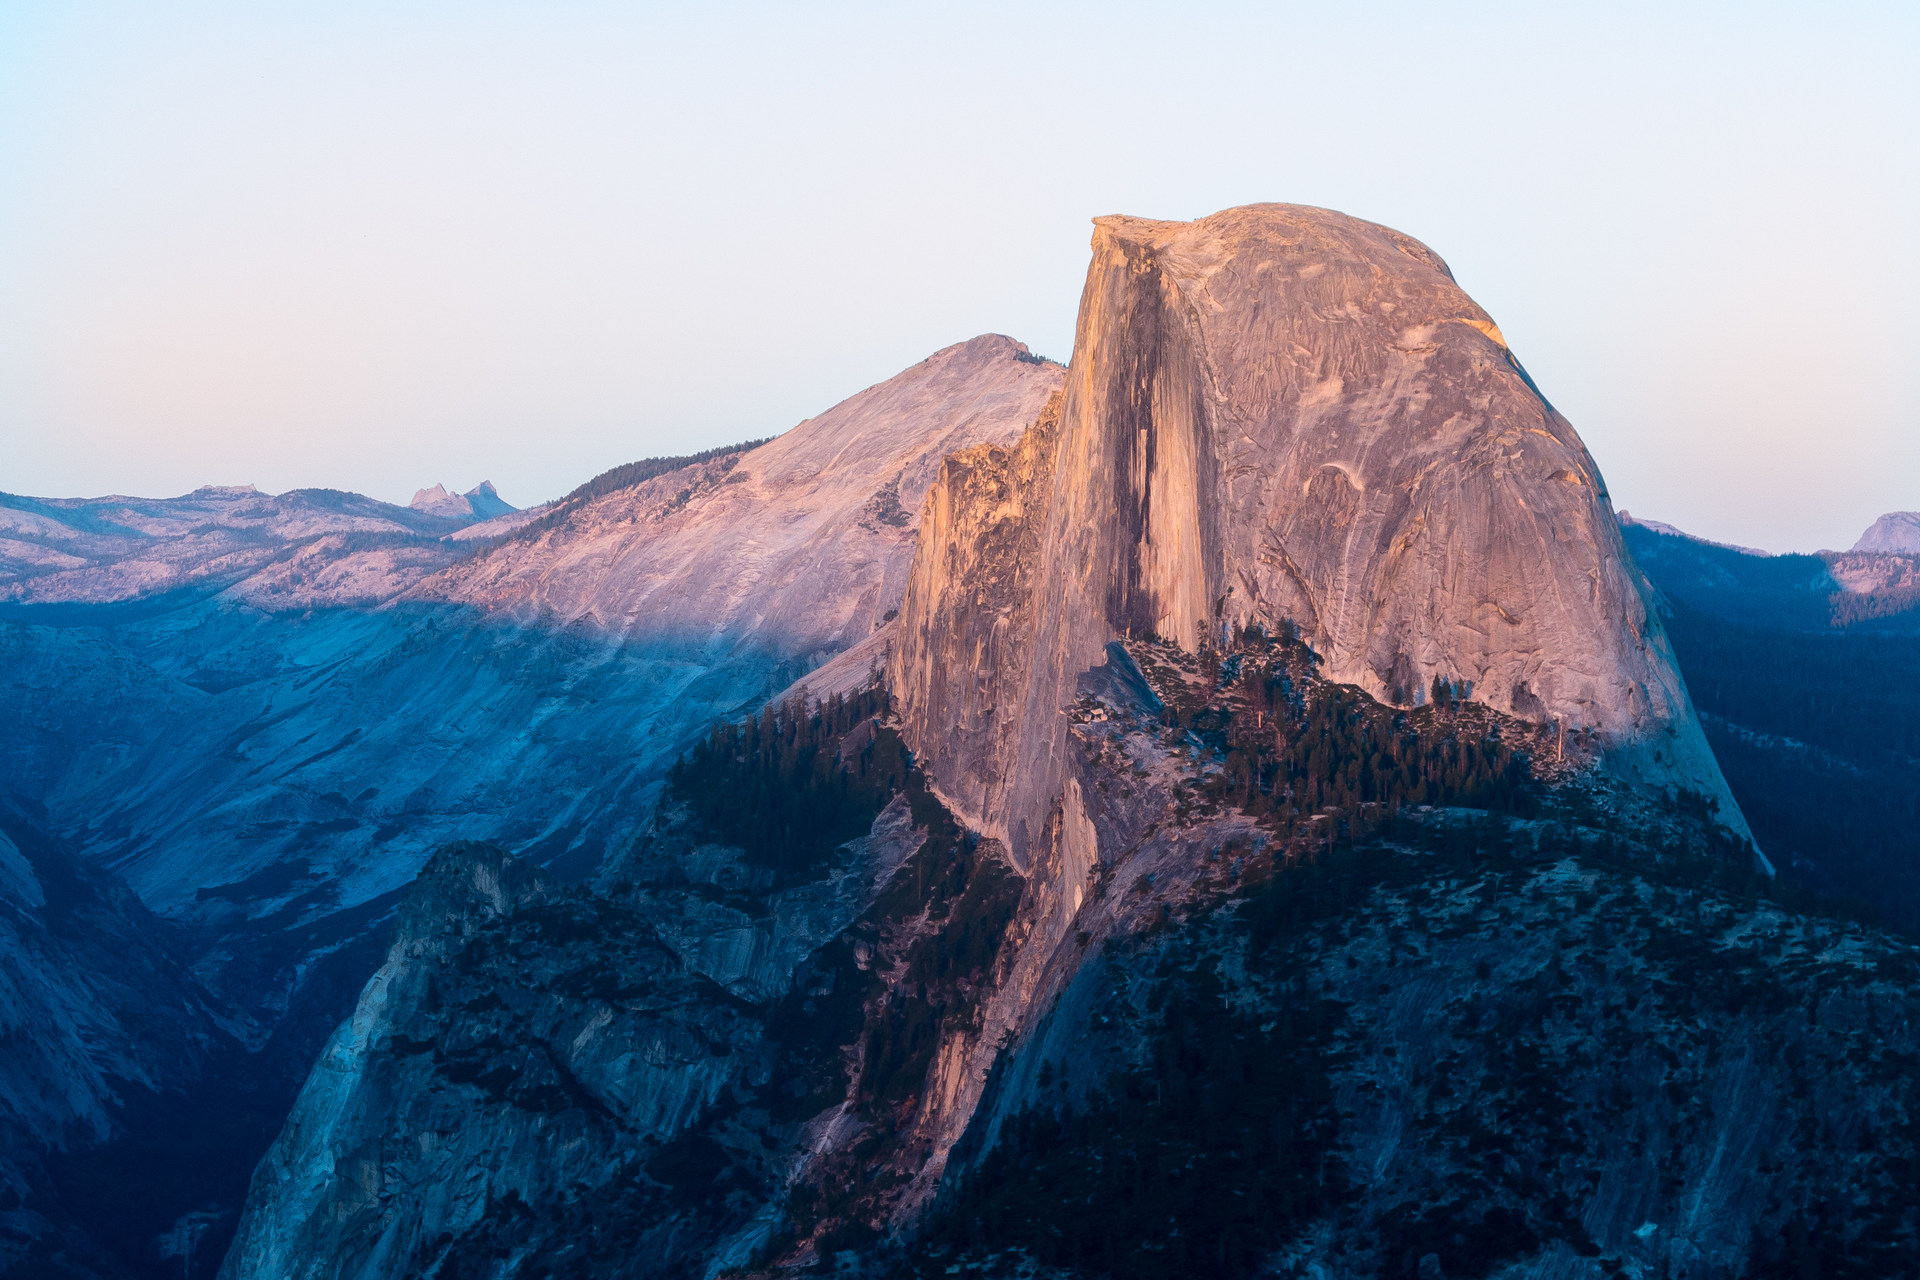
[
  {"left": 1623, "top": 516, "right": 1920, "bottom": 930},
  {"left": 0, "top": 337, "right": 1060, "bottom": 1279},
  {"left": 3, "top": 335, "right": 1058, "bottom": 947},
  {"left": 0, "top": 807, "right": 297, "bottom": 1279}
]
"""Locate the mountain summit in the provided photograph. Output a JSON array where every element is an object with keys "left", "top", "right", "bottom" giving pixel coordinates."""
[
  {"left": 409, "top": 480, "right": 517, "bottom": 519},
  {"left": 892, "top": 203, "right": 1750, "bottom": 859},
  {"left": 1854, "top": 510, "right": 1920, "bottom": 554}
]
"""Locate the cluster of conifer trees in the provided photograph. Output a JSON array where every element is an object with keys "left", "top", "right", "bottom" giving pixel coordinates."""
[
  {"left": 1175, "top": 627, "right": 1534, "bottom": 840},
  {"left": 925, "top": 954, "right": 1344, "bottom": 1279},
  {"left": 494, "top": 438, "right": 771, "bottom": 549},
  {"left": 1660, "top": 598, "right": 1920, "bottom": 931},
  {"left": 667, "top": 685, "right": 906, "bottom": 883}
]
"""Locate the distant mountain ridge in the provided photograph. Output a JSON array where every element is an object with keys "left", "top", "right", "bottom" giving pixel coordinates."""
[
  {"left": 1619, "top": 509, "right": 1920, "bottom": 631},
  {"left": 0, "top": 484, "right": 476, "bottom": 611},
  {"left": 2, "top": 335, "right": 1060, "bottom": 928},
  {"left": 1617, "top": 511, "right": 1769, "bottom": 557}
]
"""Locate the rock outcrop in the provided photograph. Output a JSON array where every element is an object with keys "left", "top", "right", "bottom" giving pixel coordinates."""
[
  {"left": 892, "top": 205, "right": 1748, "bottom": 860},
  {"left": 1853, "top": 509, "right": 1920, "bottom": 554},
  {"left": 219, "top": 754, "right": 932, "bottom": 1280}
]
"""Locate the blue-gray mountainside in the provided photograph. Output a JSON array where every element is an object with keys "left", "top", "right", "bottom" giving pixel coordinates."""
[
  {"left": 5, "top": 206, "right": 1919, "bottom": 1280},
  {"left": 0, "top": 336, "right": 1061, "bottom": 1275}
]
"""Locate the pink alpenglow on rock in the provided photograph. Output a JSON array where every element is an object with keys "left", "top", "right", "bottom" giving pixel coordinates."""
[
  {"left": 1853, "top": 511, "right": 1920, "bottom": 555},
  {"left": 416, "top": 335, "right": 1064, "bottom": 665},
  {"left": 890, "top": 203, "right": 1754, "bottom": 860}
]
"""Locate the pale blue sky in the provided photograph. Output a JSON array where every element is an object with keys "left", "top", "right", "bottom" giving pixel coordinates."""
[{"left": 2, "top": 2, "right": 1914, "bottom": 551}]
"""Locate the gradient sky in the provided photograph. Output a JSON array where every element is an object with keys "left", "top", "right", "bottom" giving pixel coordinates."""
[{"left": 2, "top": 2, "right": 1914, "bottom": 552}]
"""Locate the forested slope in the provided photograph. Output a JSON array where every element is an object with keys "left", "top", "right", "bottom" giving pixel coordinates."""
[{"left": 1624, "top": 522, "right": 1920, "bottom": 930}]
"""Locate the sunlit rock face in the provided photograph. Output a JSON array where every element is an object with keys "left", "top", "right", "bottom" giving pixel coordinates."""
[
  {"left": 417, "top": 334, "right": 1062, "bottom": 664},
  {"left": 1853, "top": 510, "right": 1920, "bottom": 555},
  {"left": 892, "top": 204, "right": 1748, "bottom": 861}
]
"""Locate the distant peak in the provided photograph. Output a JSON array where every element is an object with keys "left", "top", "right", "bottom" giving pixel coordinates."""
[
  {"left": 412, "top": 481, "right": 517, "bottom": 520},
  {"left": 463, "top": 481, "right": 516, "bottom": 519},
  {"left": 926, "top": 333, "right": 1062, "bottom": 370},
  {"left": 1853, "top": 511, "right": 1920, "bottom": 555}
]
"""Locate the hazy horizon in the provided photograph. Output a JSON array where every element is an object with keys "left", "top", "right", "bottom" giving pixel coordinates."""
[{"left": 3, "top": 2, "right": 1915, "bottom": 553}]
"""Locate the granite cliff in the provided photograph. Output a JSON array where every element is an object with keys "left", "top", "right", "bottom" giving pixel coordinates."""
[
  {"left": 1852, "top": 510, "right": 1920, "bottom": 555},
  {"left": 890, "top": 205, "right": 1747, "bottom": 867}
]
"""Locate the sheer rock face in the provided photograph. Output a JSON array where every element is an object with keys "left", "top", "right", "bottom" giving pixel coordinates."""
[
  {"left": 885, "top": 392, "right": 1063, "bottom": 837},
  {"left": 893, "top": 204, "right": 1747, "bottom": 860}
]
